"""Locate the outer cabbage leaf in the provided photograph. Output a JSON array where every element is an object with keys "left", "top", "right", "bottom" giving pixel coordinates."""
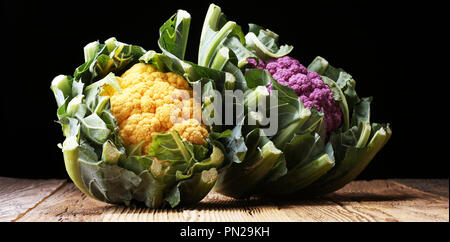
[
  {"left": 158, "top": 10, "right": 191, "bottom": 60},
  {"left": 62, "top": 136, "right": 141, "bottom": 205},
  {"left": 308, "top": 56, "right": 360, "bottom": 115},
  {"left": 214, "top": 128, "right": 282, "bottom": 198},
  {"left": 245, "top": 24, "right": 293, "bottom": 61},
  {"left": 198, "top": 4, "right": 245, "bottom": 67},
  {"left": 303, "top": 98, "right": 392, "bottom": 195},
  {"left": 262, "top": 133, "right": 335, "bottom": 195},
  {"left": 73, "top": 38, "right": 145, "bottom": 85}
]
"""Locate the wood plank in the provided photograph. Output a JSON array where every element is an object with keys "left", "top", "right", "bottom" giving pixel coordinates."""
[
  {"left": 393, "top": 179, "right": 449, "bottom": 197},
  {"left": 15, "top": 179, "right": 449, "bottom": 222},
  {"left": 103, "top": 193, "right": 292, "bottom": 222},
  {"left": 0, "top": 177, "right": 66, "bottom": 222},
  {"left": 324, "top": 180, "right": 449, "bottom": 222},
  {"left": 17, "top": 182, "right": 115, "bottom": 222}
]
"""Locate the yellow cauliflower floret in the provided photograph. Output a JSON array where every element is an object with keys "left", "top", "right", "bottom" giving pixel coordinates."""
[
  {"left": 171, "top": 119, "right": 209, "bottom": 145},
  {"left": 102, "top": 63, "right": 208, "bottom": 153}
]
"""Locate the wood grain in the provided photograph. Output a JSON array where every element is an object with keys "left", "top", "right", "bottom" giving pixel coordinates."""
[
  {"left": 325, "top": 180, "right": 449, "bottom": 222},
  {"left": 10, "top": 179, "right": 448, "bottom": 222},
  {"left": 0, "top": 177, "right": 66, "bottom": 222},
  {"left": 17, "top": 183, "right": 115, "bottom": 222},
  {"left": 393, "top": 179, "right": 449, "bottom": 197}
]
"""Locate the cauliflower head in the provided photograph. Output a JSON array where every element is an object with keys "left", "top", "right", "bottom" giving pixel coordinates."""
[
  {"left": 248, "top": 56, "right": 342, "bottom": 133},
  {"left": 102, "top": 63, "right": 208, "bottom": 153}
]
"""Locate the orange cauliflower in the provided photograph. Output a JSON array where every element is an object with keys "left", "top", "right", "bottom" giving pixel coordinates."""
[{"left": 101, "top": 63, "right": 208, "bottom": 153}]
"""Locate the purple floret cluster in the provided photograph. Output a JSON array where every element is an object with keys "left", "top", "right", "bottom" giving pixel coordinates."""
[{"left": 248, "top": 56, "right": 342, "bottom": 133}]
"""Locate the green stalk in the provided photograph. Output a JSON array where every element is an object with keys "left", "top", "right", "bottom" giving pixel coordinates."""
[
  {"left": 266, "top": 153, "right": 334, "bottom": 195},
  {"left": 175, "top": 10, "right": 191, "bottom": 60},
  {"left": 83, "top": 41, "right": 100, "bottom": 62},
  {"left": 224, "top": 72, "right": 236, "bottom": 90},
  {"left": 247, "top": 111, "right": 263, "bottom": 126},
  {"left": 199, "top": 4, "right": 222, "bottom": 58},
  {"left": 94, "top": 96, "right": 110, "bottom": 116},
  {"left": 210, "top": 46, "right": 229, "bottom": 70},
  {"left": 166, "top": 168, "right": 219, "bottom": 207},
  {"left": 101, "top": 140, "right": 122, "bottom": 164},
  {"left": 356, "top": 121, "right": 371, "bottom": 148},
  {"left": 66, "top": 95, "right": 83, "bottom": 116},
  {"left": 307, "top": 56, "right": 329, "bottom": 75},
  {"left": 311, "top": 126, "right": 391, "bottom": 195},
  {"left": 199, "top": 21, "right": 237, "bottom": 67},
  {"left": 105, "top": 37, "right": 117, "bottom": 53},
  {"left": 272, "top": 108, "right": 311, "bottom": 149},
  {"left": 214, "top": 141, "right": 282, "bottom": 198},
  {"left": 62, "top": 136, "right": 93, "bottom": 198},
  {"left": 293, "top": 154, "right": 335, "bottom": 191},
  {"left": 244, "top": 86, "right": 269, "bottom": 111},
  {"left": 170, "top": 130, "right": 191, "bottom": 165},
  {"left": 51, "top": 75, "right": 72, "bottom": 98}
]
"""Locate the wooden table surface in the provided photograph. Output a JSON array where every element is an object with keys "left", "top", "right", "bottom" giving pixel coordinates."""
[{"left": 0, "top": 177, "right": 448, "bottom": 222}]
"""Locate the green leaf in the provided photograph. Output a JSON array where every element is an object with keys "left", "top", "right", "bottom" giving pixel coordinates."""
[
  {"left": 148, "top": 130, "right": 193, "bottom": 168},
  {"left": 83, "top": 41, "right": 102, "bottom": 62},
  {"left": 58, "top": 117, "right": 80, "bottom": 138},
  {"left": 74, "top": 38, "right": 145, "bottom": 84},
  {"left": 265, "top": 133, "right": 335, "bottom": 195},
  {"left": 303, "top": 98, "right": 391, "bottom": 195},
  {"left": 283, "top": 133, "right": 317, "bottom": 169},
  {"left": 80, "top": 113, "right": 110, "bottom": 145},
  {"left": 71, "top": 79, "right": 84, "bottom": 97},
  {"left": 132, "top": 159, "right": 176, "bottom": 208},
  {"left": 262, "top": 155, "right": 287, "bottom": 183},
  {"left": 307, "top": 124, "right": 391, "bottom": 195},
  {"left": 244, "top": 86, "right": 269, "bottom": 112},
  {"left": 336, "top": 72, "right": 360, "bottom": 111},
  {"left": 308, "top": 56, "right": 360, "bottom": 115},
  {"left": 158, "top": 10, "right": 191, "bottom": 60},
  {"left": 267, "top": 72, "right": 305, "bottom": 129},
  {"left": 166, "top": 168, "right": 218, "bottom": 207},
  {"left": 307, "top": 56, "right": 341, "bottom": 80},
  {"left": 223, "top": 36, "right": 257, "bottom": 68},
  {"left": 79, "top": 160, "right": 141, "bottom": 205},
  {"left": 221, "top": 121, "right": 248, "bottom": 164},
  {"left": 210, "top": 46, "right": 230, "bottom": 70},
  {"left": 62, "top": 136, "right": 92, "bottom": 197},
  {"left": 269, "top": 75, "right": 324, "bottom": 149},
  {"left": 51, "top": 75, "right": 72, "bottom": 104},
  {"left": 244, "top": 25, "right": 293, "bottom": 61},
  {"left": 74, "top": 44, "right": 108, "bottom": 83},
  {"left": 84, "top": 73, "right": 120, "bottom": 112},
  {"left": 140, "top": 50, "right": 186, "bottom": 75},
  {"left": 106, "top": 41, "right": 146, "bottom": 74},
  {"left": 214, "top": 140, "right": 282, "bottom": 198},
  {"left": 62, "top": 136, "right": 141, "bottom": 206},
  {"left": 198, "top": 4, "right": 245, "bottom": 67},
  {"left": 244, "top": 68, "right": 272, "bottom": 89},
  {"left": 183, "top": 60, "right": 229, "bottom": 91},
  {"left": 222, "top": 62, "right": 247, "bottom": 91},
  {"left": 191, "top": 143, "right": 208, "bottom": 161},
  {"left": 133, "top": 169, "right": 169, "bottom": 208},
  {"left": 209, "top": 129, "right": 232, "bottom": 139},
  {"left": 66, "top": 95, "right": 84, "bottom": 116},
  {"left": 101, "top": 140, "right": 123, "bottom": 164},
  {"left": 176, "top": 146, "right": 225, "bottom": 181},
  {"left": 351, "top": 97, "right": 372, "bottom": 126}
]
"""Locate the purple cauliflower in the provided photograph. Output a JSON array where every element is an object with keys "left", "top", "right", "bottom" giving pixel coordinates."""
[{"left": 248, "top": 56, "right": 342, "bottom": 133}]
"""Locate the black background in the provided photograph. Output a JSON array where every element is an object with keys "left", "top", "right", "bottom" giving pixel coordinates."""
[{"left": 1, "top": 0, "right": 448, "bottom": 179}]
